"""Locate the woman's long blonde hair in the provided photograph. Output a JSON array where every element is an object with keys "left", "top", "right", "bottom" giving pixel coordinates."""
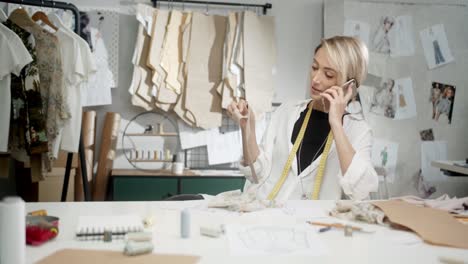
[{"left": 315, "top": 36, "right": 369, "bottom": 88}]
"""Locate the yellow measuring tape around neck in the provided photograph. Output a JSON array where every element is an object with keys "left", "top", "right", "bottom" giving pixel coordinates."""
[{"left": 267, "top": 101, "right": 334, "bottom": 200}]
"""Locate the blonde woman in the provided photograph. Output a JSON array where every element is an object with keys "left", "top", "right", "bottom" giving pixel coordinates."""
[{"left": 227, "top": 36, "right": 378, "bottom": 202}]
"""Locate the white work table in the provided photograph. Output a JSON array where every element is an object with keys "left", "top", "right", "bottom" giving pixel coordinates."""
[
  {"left": 26, "top": 200, "right": 468, "bottom": 264},
  {"left": 432, "top": 160, "right": 468, "bottom": 176}
]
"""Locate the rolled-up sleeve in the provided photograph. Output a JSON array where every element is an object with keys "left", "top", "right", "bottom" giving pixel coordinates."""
[{"left": 339, "top": 126, "right": 379, "bottom": 200}]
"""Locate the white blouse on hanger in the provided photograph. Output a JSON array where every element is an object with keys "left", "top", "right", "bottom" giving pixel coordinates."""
[{"left": 0, "top": 23, "right": 33, "bottom": 152}]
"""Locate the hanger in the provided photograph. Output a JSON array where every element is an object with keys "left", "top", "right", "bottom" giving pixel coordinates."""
[
  {"left": 9, "top": 6, "right": 36, "bottom": 29},
  {"left": 0, "top": 8, "right": 7, "bottom": 22},
  {"left": 48, "top": 12, "right": 66, "bottom": 29},
  {"left": 32, "top": 1, "right": 58, "bottom": 31}
]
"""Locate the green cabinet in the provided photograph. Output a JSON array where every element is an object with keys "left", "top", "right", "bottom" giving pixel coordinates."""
[
  {"left": 181, "top": 178, "right": 245, "bottom": 196},
  {"left": 111, "top": 170, "right": 246, "bottom": 201},
  {"left": 113, "top": 177, "right": 178, "bottom": 201}
]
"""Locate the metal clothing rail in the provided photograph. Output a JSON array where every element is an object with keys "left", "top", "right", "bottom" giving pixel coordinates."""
[
  {"left": 0, "top": 0, "right": 90, "bottom": 202},
  {"left": 151, "top": 0, "right": 272, "bottom": 15}
]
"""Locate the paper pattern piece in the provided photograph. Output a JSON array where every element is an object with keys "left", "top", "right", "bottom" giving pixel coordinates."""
[
  {"left": 421, "top": 141, "right": 447, "bottom": 181},
  {"left": 185, "top": 13, "right": 226, "bottom": 129},
  {"left": 37, "top": 249, "right": 200, "bottom": 264},
  {"left": 373, "top": 200, "right": 468, "bottom": 249},
  {"left": 178, "top": 120, "right": 219, "bottom": 149},
  {"left": 344, "top": 20, "right": 370, "bottom": 47},
  {"left": 206, "top": 130, "right": 242, "bottom": 165},
  {"left": 225, "top": 224, "right": 328, "bottom": 256},
  {"left": 371, "top": 139, "right": 398, "bottom": 183},
  {"left": 243, "top": 11, "right": 276, "bottom": 118},
  {"left": 429, "top": 82, "right": 456, "bottom": 124},
  {"left": 420, "top": 24, "right": 454, "bottom": 69}
]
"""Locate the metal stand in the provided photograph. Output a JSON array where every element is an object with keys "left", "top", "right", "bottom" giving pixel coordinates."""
[{"left": 151, "top": 0, "right": 272, "bottom": 15}]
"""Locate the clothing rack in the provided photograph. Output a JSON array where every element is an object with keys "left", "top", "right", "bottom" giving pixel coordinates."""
[
  {"left": 1, "top": 0, "right": 90, "bottom": 202},
  {"left": 151, "top": 0, "right": 272, "bottom": 15}
]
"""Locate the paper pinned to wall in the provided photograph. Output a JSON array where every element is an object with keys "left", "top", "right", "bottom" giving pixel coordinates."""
[
  {"left": 344, "top": 20, "right": 370, "bottom": 47},
  {"left": 206, "top": 130, "right": 242, "bottom": 165},
  {"left": 225, "top": 224, "right": 329, "bottom": 256},
  {"left": 371, "top": 138, "right": 399, "bottom": 183},
  {"left": 178, "top": 120, "right": 219, "bottom": 150},
  {"left": 420, "top": 24, "right": 454, "bottom": 69},
  {"left": 393, "top": 77, "right": 417, "bottom": 120},
  {"left": 370, "top": 15, "right": 414, "bottom": 57},
  {"left": 421, "top": 141, "right": 447, "bottom": 181}
]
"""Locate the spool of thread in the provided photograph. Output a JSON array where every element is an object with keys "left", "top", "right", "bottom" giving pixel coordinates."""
[
  {"left": 0, "top": 197, "right": 26, "bottom": 264},
  {"left": 124, "top": 241, "right": 154, "bottom": 256},
  {"left": 172, "top": 162, "right": 184, "bottom": 175},
  {"left": 180, "top": 209, "right": 190, "bottom": 239}
]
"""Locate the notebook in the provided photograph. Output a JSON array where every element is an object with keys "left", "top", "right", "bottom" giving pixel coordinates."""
[{"left": 75, "top": 215, "right": 144, "bottom": 240}]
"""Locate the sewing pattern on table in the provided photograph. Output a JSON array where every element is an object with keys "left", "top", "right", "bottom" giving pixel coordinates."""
[
  {"left": 238, "top": 226, "right": 309, "bottom": 253},
  {"left": 225, "top": 224, "right": 328, "bottom": 256}
]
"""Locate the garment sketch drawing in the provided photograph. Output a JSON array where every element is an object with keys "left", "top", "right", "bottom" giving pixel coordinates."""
[
  {"left": 372, "top": 16, "right": 394, "bottom": 54},
  {"left": 370, "top": 78, "right": 396, "bottom": 119},
  {"left": 430, "top": 28, "right": 445, "bottom": 65}
]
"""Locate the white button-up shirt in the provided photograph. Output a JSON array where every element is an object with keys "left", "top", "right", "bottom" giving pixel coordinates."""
[{"left": 240, "top": 99, "right": 379, "bottom": 202}]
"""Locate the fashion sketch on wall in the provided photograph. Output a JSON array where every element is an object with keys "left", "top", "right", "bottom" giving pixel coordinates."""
[
  {"left": 344, "top": 20, "right": 370, "bottom": 47},
  {"left": 371, "top": 139, "right": 398, "bottom": 183},
  {"left": 363, "top": 74, "right": 397, "bottom": 119},
  {"left": 430, "top": 82, "right": 456, "bottom": 124},
  {"left": 361, "top": 74, "right": 416, "bottom": 120},
  {"left": 420, "top": 24, "right": 454, "bottom": 69},
  {"left": 371, "top": 15, "right": 415, "bottom": 57}
]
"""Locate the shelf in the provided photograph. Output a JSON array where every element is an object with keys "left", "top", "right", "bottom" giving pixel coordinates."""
[
  {"left": 129, "top": 160, "right": 172, "bottom": 163},
  {"left": 125, "top": 133, "right": 178, "bottom": 137}
]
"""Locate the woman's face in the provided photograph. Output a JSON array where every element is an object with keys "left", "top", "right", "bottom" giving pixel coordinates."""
[{"left": 310, "top": 47, "right": 339, "bottom": 101}]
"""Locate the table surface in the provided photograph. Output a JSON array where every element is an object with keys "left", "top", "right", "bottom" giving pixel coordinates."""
[
  {"left": 432, "top": 160, "right": 468, "bottom": 175},
  {"left": 25, "top": 200, "right": 468, "bottom": 264}
]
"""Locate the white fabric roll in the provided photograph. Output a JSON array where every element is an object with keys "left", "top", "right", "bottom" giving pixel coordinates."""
[{"left": 0, "top": 197, "right": 26, "bottom": 264}]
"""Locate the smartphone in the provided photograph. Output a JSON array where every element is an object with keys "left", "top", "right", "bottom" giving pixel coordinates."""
[{"left": 342, "top": 79, "right": 357, "bottom": 97}]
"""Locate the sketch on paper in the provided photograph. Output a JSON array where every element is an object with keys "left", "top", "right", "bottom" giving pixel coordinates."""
[
  {"left": 371, "top": 139, "right": 398, "bottom": 183},
  {"left": 429, "top": 82, "right": 456, "bottom": 124},
  {"left": 362, "top": 75, "right": 416, "bottom": 120},
  {"left": 420, "top": 24, "right": 454, "bottom": 69},
  {"left": 370, "top": 15, "right": 415, "bottom": 57},
  {"left": 419, "top": 129, "right": 434, "bottom": 141},
  {"left": 344, "top": 20, "right": 370, "bottom": 47},
  {"left": 225, "top": 224, "right": 328, "bottom": 256},
  {"left": 364, "top": 74, "right": 397, "bottom": 119},
  {"left": 393, "top": 77, "right": 416, "bottom": 120}
]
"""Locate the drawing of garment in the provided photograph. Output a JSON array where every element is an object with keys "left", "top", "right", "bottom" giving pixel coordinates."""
[
  {"left": 433, "top": 40, "right": 445, "bottom": 65},
  {"left": 82, "top": 27, "right": 115, "bottom": 106},
  {"left": 380, "top": 149, "right": 388, "bottom": 167},
  {"left": 372, "top": 29, "right": 390, "bottom": 54},
  {"left": 399, "top": 93, "right": 407, "bottom": 107},
  {"left": 436, "top": 97, "right": 451, "bottom": 116}
]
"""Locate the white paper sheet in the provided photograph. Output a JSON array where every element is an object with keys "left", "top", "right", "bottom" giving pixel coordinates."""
[
  {"left": 344, "top": 20, "right": 370, "bottom": 47},
  {"left": 390, "top": 15, "right": 415, "bottom": 57},
  {"left": 177, "top": 120, "right": 219, "bottom": 149},
  {"left": 421, "top": 141, "right": 447, "bottom": 181},
  {"left": 282, "top": 200, "right": 328, "bottom": 219},
  {"left": 206, "top": 130, "right": 242, "bottom": 165},
  {"left": 370, "top": 15, "right": 414, "bottom": 57},
  {"left": 225, "top": 224, "right": 328, "bottom": 256},
  {"left": 420, "top": 24, "right": 454, "bottom": 69},
  {"left": 393, "top": 77, "right": 417, "bottom": 120},
  {"left": 371, "top": 139, "right": 399, "bottom": 183}
]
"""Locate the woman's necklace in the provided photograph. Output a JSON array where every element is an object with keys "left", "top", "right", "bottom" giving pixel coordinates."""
[{"left": 298, "top": 132, "right": 329, "bottom": 200}]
